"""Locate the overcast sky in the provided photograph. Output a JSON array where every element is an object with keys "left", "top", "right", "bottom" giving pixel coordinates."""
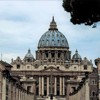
[{"left": 0, "top": 0, "right": 100, "bottom": 66}]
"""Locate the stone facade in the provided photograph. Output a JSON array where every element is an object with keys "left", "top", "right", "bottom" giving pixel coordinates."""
[
  {"left": 95, "top": 58, "right": 100, "bottom": 100},
  {"left": 0, "top": 60, "right": 34, "bottom": 100},
  {"left": 10, "top": 17, "right": 98, "bottom": 100},
  {"left": 89, "top": 68, "right": 98, "bottom": 100}
]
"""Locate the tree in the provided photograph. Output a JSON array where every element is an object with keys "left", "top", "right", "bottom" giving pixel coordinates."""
[{"left": 62, "top": 0, "right": 100, "bottom": 26}]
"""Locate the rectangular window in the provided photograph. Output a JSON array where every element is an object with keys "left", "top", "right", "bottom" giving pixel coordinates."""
[
  {"left": 27, "top": 66, "right": 30, "bottom": 69},
  {"left": 84, "top": 65, "right": 87, "bottom": 70},
  {"left": 16, "top": 64, "right": 20, "bottom": 69},
  {"left": 27, "top": 86, "right": 31, "bottom": 92}
]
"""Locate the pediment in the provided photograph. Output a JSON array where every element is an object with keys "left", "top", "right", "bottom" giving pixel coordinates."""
[{"left": 41, "top": 66, "right": 63, "bottom": 72}]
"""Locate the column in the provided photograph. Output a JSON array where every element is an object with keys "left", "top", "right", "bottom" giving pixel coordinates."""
[
  {"left": 39, "top": 76, "right": 42, "bottom": 96},
  {"left": 16, "top": 87, "right": 18, "bottom": 100},
  {"left": 60, "top": 77, "right": 63, "bottom": 95},
  {"left": 9, "top": 82, "right": 11, "bottom": 100},
  {"left": 42, "top": 77, "right": 44, "bottom": 95},
  {"left": 11, "top": 83, "right": 13, "bottom": 100},
  {"left": 85, "top": 79, "right": 89, "bottom": 100},
  {"left": 33, "top": 82, "right": 36, "bottom": 95},
  {"left": 19, "top": 89, "right": 20, "bottom": 100},
  {"left": 47, "top": 77, "right": 49, "bottom": 96},
  {"left": 54, "top": 77, "right": 57, "bottom": 95},
  {"left": 66, "top": 83, "right": 70, "bottom": 100},
  {"left": 2, "top": 77, "right": 6, "bottom": 100},
  {"left": 13, "top": 85, "right": 16, "bottom": 100},
  {"left": 63, "top": 77, "right": 65, "bottom": 95},
  {"left": 21, "top": 90, "right": 22, "bottom": 100}
]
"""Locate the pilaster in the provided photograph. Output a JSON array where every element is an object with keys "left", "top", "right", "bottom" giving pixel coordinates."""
[
  {"left": 60, "top": 77, "right": 63, "bottom": 95},
  {"left": 42, "top": 77, "right": 44, "bottom": 95},
  {"left": 54, "top": 77, "right": 57, "bottom": 95},
  {"left": 47, "top": 77, "right": 49, "bottom": 96}
]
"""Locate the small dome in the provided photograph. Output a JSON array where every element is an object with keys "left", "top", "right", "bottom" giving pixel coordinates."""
[
  {"left": 38, "top": 17, "right": 69, "bottom": 48},
  {"left": 82, "top": 57, "right": 93, "bottom": 65},
  {"left": 25, "top": 49, "right": 34, "bottom": 59},
  {"left": 72, "top": 50, "right": 82, "bottom": 60},
  {"left": 24, "top": 49, "right": 35, "bottom": 62}
]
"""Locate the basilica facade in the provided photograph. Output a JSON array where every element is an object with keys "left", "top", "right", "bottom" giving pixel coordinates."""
[{"left": 11, "top": 17, "right": 98, "bottom": 100}]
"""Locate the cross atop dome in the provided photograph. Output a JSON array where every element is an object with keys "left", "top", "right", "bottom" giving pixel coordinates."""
[{"left": 49, "top": 16, "right": 58, "bottom": 30}]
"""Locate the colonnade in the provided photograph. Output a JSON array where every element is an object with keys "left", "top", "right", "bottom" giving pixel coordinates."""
[
  {"left": 38, "top": 76, "right": 65, "bottom": 96},
  {"left": 1, "top": 70, "right": 34, "bottom": 100}
]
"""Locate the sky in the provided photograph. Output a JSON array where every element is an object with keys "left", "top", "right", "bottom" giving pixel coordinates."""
[{"left": 0, "top": 0, "right": 100, "bottom": 66}]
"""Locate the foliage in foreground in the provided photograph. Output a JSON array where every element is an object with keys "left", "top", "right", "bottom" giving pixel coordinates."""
[{"left": 63, "top": 0, "right": 100, "bottom": 26}]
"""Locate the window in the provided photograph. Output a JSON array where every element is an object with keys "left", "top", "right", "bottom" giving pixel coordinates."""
[
  {"left": 58, "top": 53, "right": 61, "bottom": 58},
  {"left": 27, "top": 58, "right": 30, "bottom": 62},
  {"left": 27, "top": 66, "right": 30, "bottom": 69},
  {"left": 84, "top": 65, "right": 87, "bottom": 70},
  {"left": 47, "top": 40, "right": 49, "bottom": 46},
  {"left": 34, "top": 64, "right": 38, "bottom": 68},
  {"left": 44, "top": 66, "right": 47, "bottom": 69},
  {"left": 52, "top": 34, "right": 54, "bottom": 37},
  {"left": 52, "top": 40, "right": 54, "bottom": 46},
  {"left": 44, "top": 77, "right": 47, "bottom": 86},
  {"left": 58, "top": 40, "right": 59, "bottom": 43},
  {"left": 75, "top": 60, "right": 78, "bottom": 62},
  {"left": 16, "top": 64, "right": 20, "bottom": 69},
  {"left": 74, "top": 66, "right": 76, "bottom": 69},
  {"left": 92, "top": 91, "right": 96, "bottom": 97},
  {"left": 91, "top": 80, "right": 96, "bottom": 85},
  {"left": 42, "top": 40, "right": 44, "bottom": 46},
  {"left": 27, "top": 86, "right": 31, "bottom": 92},
  {"left": 48, "top": 59, "right": 51, "bottom": 62},
  {"left": 62, "top": 40, "right": 64, "bottom": 43},
  {"left": 36, "top": 87, "right": 39, "bottom": 95},
  {"left": 57, "top": 34, "right": 59, "bottom": 37},
  {"left": 51, "top": 53, "right": 55, "bottom": 58},
  {"left": 56, "top": 77, "right": 60, "bottom": 95},
  {"left": 48, "top": 34, "right": 50, "bottom": 37},
  {"left": 45, "top": 53, "right": 48, "bottom": 58}
]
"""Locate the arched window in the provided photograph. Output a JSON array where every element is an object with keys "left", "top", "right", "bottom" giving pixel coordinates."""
[
  {"left": 91, "top": 91, "right": 96, "bottom": 97},
  {"left": 91, "top": 79, "right": 96, "bottom": 85}
]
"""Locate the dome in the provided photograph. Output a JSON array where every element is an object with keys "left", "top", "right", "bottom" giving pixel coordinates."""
[
  {"left": 72, "top": 50, "right": 82, "bottom": 60},
  {"left": 38, "top": 17, "right": 69, "bottom": 48},
  {"left": 25, "top": 49, "right": 34, "bottom": 59},
  {"left": 82, "top": 57, "right": 93, "bottom": 65}
]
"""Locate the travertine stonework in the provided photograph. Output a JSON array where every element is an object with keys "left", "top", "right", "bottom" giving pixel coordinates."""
[{"left": 11, "top": 17, "right": 98, "bottom": 100}]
